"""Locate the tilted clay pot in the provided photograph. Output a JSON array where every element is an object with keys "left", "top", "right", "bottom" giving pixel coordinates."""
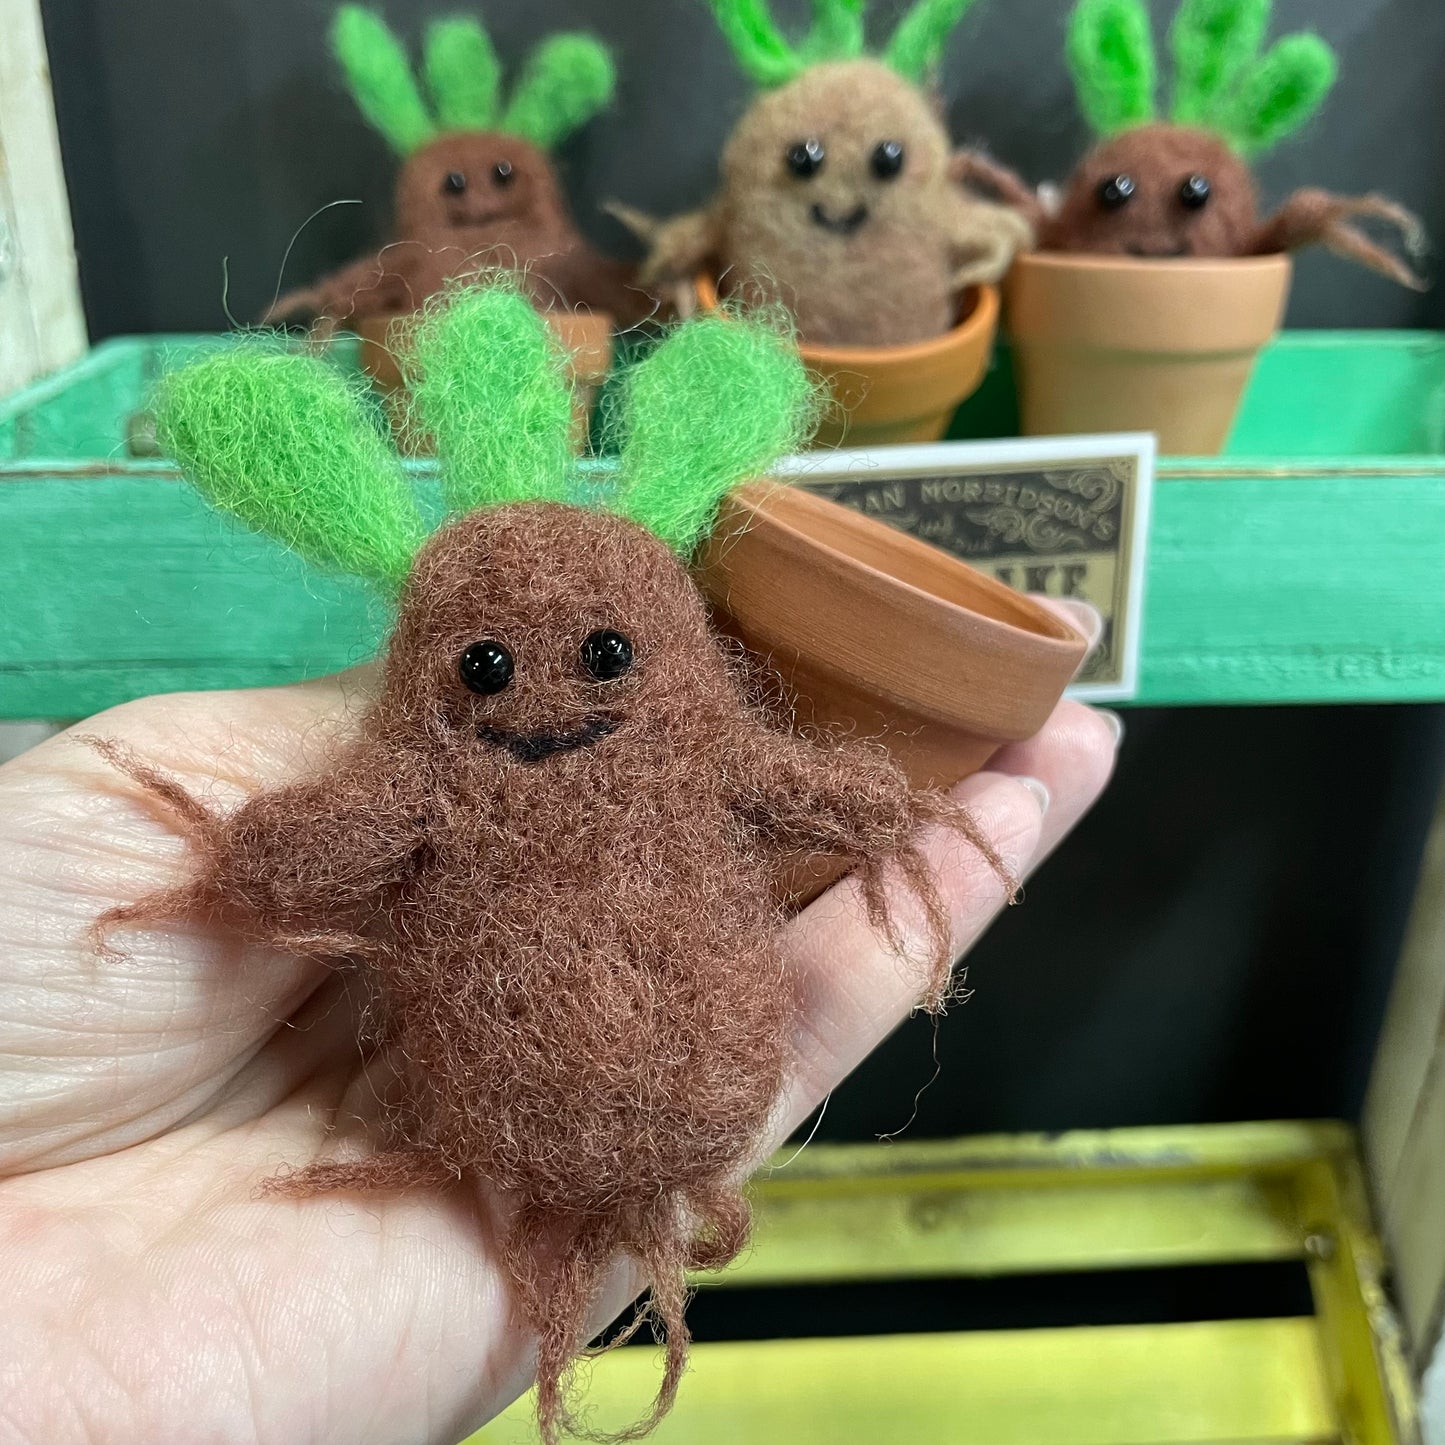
[
  {"left": 695, "top": 275, "right": 1000, "bottom": 449},
  {"left": 696, "top": 481, "right": 1086, "bottom": 783},
  {"left": 1004, "top": 252, "right": 1291, "bottom": 454},
  {"left": 695, "top": 482, "right": 1087, "bottom": 901},
  {"left": 352, "top": 307, "right": 613, "bottom": 449}
]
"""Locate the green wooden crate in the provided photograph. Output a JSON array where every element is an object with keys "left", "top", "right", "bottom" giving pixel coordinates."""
[{"left": 2, "top": 331, "right": 1443, "bottom": 719}]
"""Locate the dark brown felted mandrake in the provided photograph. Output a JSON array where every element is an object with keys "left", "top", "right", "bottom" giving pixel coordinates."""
[
  {"left": 954, "top": 0, "right": 1427, "bottom": 285},
  {"left": 268, "top": 6, "right": 651, "bottom": 329},
  {"left": 91, "top": 283, "right": 1007, "bottom": 1444}
]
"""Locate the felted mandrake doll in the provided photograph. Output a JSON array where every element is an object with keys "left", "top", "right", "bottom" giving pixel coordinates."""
[
  {"left": 954, "top": 0, "right": 1426, "bottom": 286},
  {"left": 616, "top": 0, "right": 1032, "bottom": 347},
  {"left": 269, "top": 6, "right": 653, "bottom": 328},
  {"left": 95, "top": 285, "right": 1001, "bottom": 1442}
]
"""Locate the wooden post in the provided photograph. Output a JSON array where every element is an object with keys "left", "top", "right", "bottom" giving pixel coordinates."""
[
  {"left": 0, "top": 0, "right": 87, "bottom": 396},
  {"left": 1364, "top": 778, "right": 1445, "bottom": 1372}
]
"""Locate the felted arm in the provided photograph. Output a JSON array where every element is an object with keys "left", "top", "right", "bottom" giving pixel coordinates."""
[
  {"left": 725, "top": 729, "right": 1013, "bottom": 1004},
  {"left": 263, "top": 245, "right": 437, "bottom": 325},
  {"left": 1250, "top": 189, "right": 1427, "bottom": 290},
  {"left": 607, "top": 203, "right": 723, "bottom": 289},
  {"left": 92, "top": 741, "right": 431, "bottom": 960},
  {"left": 949, "top": 150, "right": 1047, "bottom": 234},
  {"left": 728, "top": 731, "right": 939, "bottom": 860},
  {"left": 529, "top": 242, "right": 660, "bottom": 328},
  {"left": 944, "top": 193, "right": 1034, "bottom": 290}
]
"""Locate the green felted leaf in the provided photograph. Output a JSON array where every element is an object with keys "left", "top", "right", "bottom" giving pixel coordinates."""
[
  {"left": 704, "top": 0, "right": 808, "bottom": 88},
  {"left": 882, "top": 0, "right": 984, "bottom": 83},
  {"left": 1169, "top": 0, "right": 1269, "bottom": 126},
  {"left": 423, "top": 16, "right": 501, "bottom": 132},
  {"left": 500, "top": 34, "right": 615, "bottom": 149},
  {"left": 154, "top": 345, "right": 425, "bottom": 590},
  {"left": 403, "top": 283, "right": 573, "bottom": 512},
  {"left": 1220, "top": 32, "right": 1337, "bottom": 156},
  {"left": 610, "top": 310, "right": 818, "bottom": 556},
  {"left": 331, "top": 6, "right": 436, "bottom": 155},
  {"left": 1066, "top": 0, "right": 1158, "bottom": 135},
  {"left": 797, "top": 0, "right": 866, "bottom": 67}
]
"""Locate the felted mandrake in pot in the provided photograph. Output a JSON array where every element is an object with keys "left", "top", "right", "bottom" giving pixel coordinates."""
[
  {"left": 613, "top": 0, "right": 1032, "bottom": 449},
  {"left": 957, "top": 0, "right": 1428, "bottom": 454},
  {"left": 267, "top": 5, "right": 653, "bottom": 444}
]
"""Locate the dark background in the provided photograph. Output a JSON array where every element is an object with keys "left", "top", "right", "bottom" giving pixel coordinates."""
[
  {"left": 40, "top": 0, "right": 1445, "bottom": 337},
  {"left": 36, "top": 0, "right": 1445, "bottom": 1138}
]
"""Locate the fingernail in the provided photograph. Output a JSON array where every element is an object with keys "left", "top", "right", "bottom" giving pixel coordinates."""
[
  {"left": 1061, "top": 600, "right": 1103, "bottom": 653},
  {"left": 1016, "top": 775, "right": 1051, "bottom": 815},
  {"left": 1096, "top": 708, "right": 1125, "bottom": 747}
]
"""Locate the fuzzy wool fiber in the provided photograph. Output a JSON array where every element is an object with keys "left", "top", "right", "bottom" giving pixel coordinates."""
[
  {"left": 154, "top": 346, "right": 425, "bottom": 589},
  {"left": 1064, "top": 0, "right": 1337, "bottom": 154},
  {"left": 97, "top": 285, "right": 1003, "bottom": 1442},
  {"left": 1042, "top": 123, "right": 1259, "bottom": 255},
  {"left": 331, "top": 5, "right": 436, "bottom": 155},
  {"left": 704, "top": 0, "right": 981, "bottom": 88},
  {"left": 1067, "top": 0, "right": 1158, "bottom": 137},
  {"left": 423, "top": 16, "right": 503, "bottom": 133},
  {"left": 635, "top": 58, "right": 1030, "bottom": 346},
  {"left": 1168, "top": 0, "right": 1271, "bottom": 129}
]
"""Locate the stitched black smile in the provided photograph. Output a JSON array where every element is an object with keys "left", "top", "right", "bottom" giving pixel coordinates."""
[
  {"left": 810, "top": 202, "right": 870, "bottom": 235},
  {"left": 1125, "top": 242, "right": 1190, "bottom": 257},
  {"left": 477, "top": 715, "right": 619, "bottom": 762}
]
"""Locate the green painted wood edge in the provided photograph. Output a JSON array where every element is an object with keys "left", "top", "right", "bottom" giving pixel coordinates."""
[
  {"left": 3, "top": 328, "right": 1443, "bottom": 715},
  {"left": 2, "top": 458, "right": 1443, "bottom": 717}
]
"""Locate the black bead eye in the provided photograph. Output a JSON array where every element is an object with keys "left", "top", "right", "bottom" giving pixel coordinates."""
[
  {"left": 870, "top": 139, "right": 905, "bottom": 180},
  {"left": 442, "top": 170, "right": 467, "bottom": 195},
  {"left": 1179, "top": 173, "right": 1211, "bottom": 210},
  {"left": 493, "top": 159, "right": 515, "bottom": 186},
  {"left": 785, "top": 138, "right": 826, "bottom": 179},
  {"left": 458, "top": 640, "right": 513, "bottom": 694},
  {"left": 580, "top": 629, "right": 634, "bottom": 682},
  {"left": 1097, "top": 173, "right": 1136, "bottom": 209}
]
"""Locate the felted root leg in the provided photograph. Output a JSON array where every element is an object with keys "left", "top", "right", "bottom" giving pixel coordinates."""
[
  {"left": 505, "top": 1204, "right": 695, "bottom": 1445},
  {"left": 89, "top": 881, "right": 216, "bottom": 958},
  {"left": 258, "top": 1149, "right": 454, "bottom": 1199},
  {"left": 683, "top": 1184, "right": 751, "bottom": 1272}
]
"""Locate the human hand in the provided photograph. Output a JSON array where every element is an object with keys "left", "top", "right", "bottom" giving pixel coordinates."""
[{"left": 0, "top": 618, "right": 1115, "bottom": 1445}]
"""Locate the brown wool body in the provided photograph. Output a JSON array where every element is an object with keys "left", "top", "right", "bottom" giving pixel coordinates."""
[
  {"left": 271, "top": 133, "right": 653, "bottom": 326},
  {"left": 948, "top": 0, "right": 1425, "bottom": 288},
  {"left": 98, "top": 500, "right": 989, "bottom": 1441},
  {"left": 956, "top": 124, "right": 1425, "bottom": 286},
  {"left": 630, "top": 60, "right": 1031, "bottom": 346}
]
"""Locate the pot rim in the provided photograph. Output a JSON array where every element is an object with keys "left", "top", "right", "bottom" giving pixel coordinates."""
[
  {"left": 724, "top": 481, "right": 1084, "bottom": 656},
  {"left": 1010, "top": 250, "right": 1293, "bottom": 281},
  {"left": 693, "top": 272, "right": 1000, "bottom": 368}
]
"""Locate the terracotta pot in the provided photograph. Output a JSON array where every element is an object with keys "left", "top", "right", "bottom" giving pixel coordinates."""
[
  {"left": 696, "top": 481, "right": 1087, "bottom": 786},
  {"left": 695, "top": 275, "right": 1000, "bottom": 449},
  {"left": 351, "top": 307, "right": 613, "bottom": 449},
  {"left": 1004, "top": 251, "right": 1292, "bottom": 454}
]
